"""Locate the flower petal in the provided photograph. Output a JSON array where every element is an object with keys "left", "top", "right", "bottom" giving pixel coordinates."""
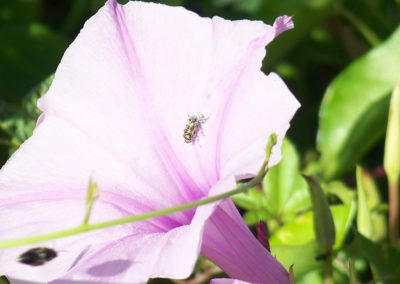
[
  {"left": 0, "top": 198, "right": 133, "bottom": 282},
  {"left": 0, "top": 113, "right": 187, "bottom": 228},
  {"left": 0, "top": 1, "right": 297, "bottom": 283},
  {"left": 51, "top": 203, "right": 217, "bottom": 283},
  {"left": 201, "top": 200, "right": 289, "bottom": 283},
  {"left": 211, "top": 279, "right": 252, "bottom": 284},
  {"left": 219, "top": 72, "right": 300, "bottom": 182},
  {"left": 0, "top": 115, "right": 188, "bottom": 281},
  {"left": 273, "top": 16, "right": 294, "bottom": 37}
]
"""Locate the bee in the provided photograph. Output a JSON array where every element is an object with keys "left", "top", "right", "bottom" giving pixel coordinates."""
[
  {"left": 183, "top": 114, "right": 206, "bottom": 144},
  {"left": 18, "top": 247, "right": 57, "bottom": 266}
]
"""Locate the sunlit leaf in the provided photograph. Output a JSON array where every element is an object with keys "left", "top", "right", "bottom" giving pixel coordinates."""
[
  {"left": 318, "top": 26, "right": 400, "bottom": 179},
  {"left": 273, "top": 241, "right": 321, "bottom": 279},
  {"left": 233, "top": 139, "right": 310, "bottom": 223},
  {"left": 270, "top": 204, "right": 355, "bottom": 250},
  {"left": 356, "top": 166, "right": 387, "bottom": 241},
  {"left": 263, "top": 139, "right": 310, "bottom": 221}
]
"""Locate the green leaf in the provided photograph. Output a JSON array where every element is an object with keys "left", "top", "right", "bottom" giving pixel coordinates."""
[
  {"left": 233, "top": 139, "right": 310, "bottom": 223},
  {"left": 356, "top": 166, "right": 387, "bottom": 241},
  {"left": 304, "top": 176, "right": 336, "bottom": 255},
  {"left": 0, "top": 75, "right": 53, "bottom": 154},
  {"left": 263, "top": 139, "right": 310, "bottom": 221},
  {"left": 326, "top": 181, "right": 356, "bottom": 205},
  {"left": 0, "top": 24, "right": 67, "bottom": 100},
  {"left": 0, "top": 276, "right": 9, "bottom": 284},
  {"left": 354, "top": 230, "right": 400, "bottom": 283},
  {"left": 333, "top": 202, "right": 356, "bottom": 249},
  {"left": 233, "top": 188, "right": 266, "bottom": 211},
  {"left": 270, "top": 204, "right": 355, "bottom": 249},
  {"left": 318, "top": 26, "right": 400, "bottom": 179},
  {"left": 272, "top": 242, "right": 321, "bottom": 279}
]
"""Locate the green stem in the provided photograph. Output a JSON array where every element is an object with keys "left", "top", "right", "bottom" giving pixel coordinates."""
[
  {"left": 389, "top": 178, "right": 399, "bottom": 246},
  {"left": 323, "top": 255, "right": 333, "bottom": 284},
  {"left": 339, "top": 7, "right": 381, "bottom": 47},
  {"left": 0, "top": 135, "right": 277, "bottom": 249}
]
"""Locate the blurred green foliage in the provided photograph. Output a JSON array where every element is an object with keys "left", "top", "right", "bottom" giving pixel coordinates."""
[{"left": 1, "top": 0, "right": 400, "bottom": 283}]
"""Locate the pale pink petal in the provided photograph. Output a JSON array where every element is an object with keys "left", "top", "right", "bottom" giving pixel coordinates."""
[
  {"left": 38, "top": 1, "right": 200, "bottom": 208},
  {"left": 201, "top": 200, "right": 289, "bottom": 283},
  {"left": 219, "top": 72, "right": 300, "bottom": 183},
  {"left": 52, "top": 203, "right": 217, "bottom": 283},
  {"left": 0, "top": 115, "right": 188, "bottom": 228},
  {"left": 0, "top": 197, "right": 133, "bottom": 282},
  {"left": 0, "top": 115, "right": 190, "bottom": 281},
  {"left": 39, "top": 0, "right": 293, "bottom": 203}
]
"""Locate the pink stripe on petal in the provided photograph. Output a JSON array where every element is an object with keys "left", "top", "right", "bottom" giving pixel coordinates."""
[{"left": 201, "top": 200, "right": 289, "bottom": 284}]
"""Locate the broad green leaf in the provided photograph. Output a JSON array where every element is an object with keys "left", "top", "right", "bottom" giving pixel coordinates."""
[
  {"left": 263, "top": 139, "right": 310, "bottom": 221},
  {"left": 270, "top": 213, "right": 315, "bottom": 246},
  {"left": 0, "top": 24, "right": 67, "bottom": 100},
  {"left": 232, "top": 186, "right": 266, "bottom": 211},
  {"left": 296, "top": 268, "right": 348, "bottom": 284},
  {"left": 233, "top": 139, "right": 310, "bottom": 223},
  {"left": 318, "top": 26, "right": 400, "bottom": 180},
  {"left": 354, "top": 230, "right": 400, "bottom": 283},
  {"left": 356, "top": 166, "right": 387, "bottom": 241},
  {"left": 270, "top": 204, "right": 354, "bottom": 250},
  {"left": 296, "top": 270, "right": 323, "bottom": 284},
  {"left": 272, "top": 241, "right": 321, "bottom": 279},
  {"left": 243, "top": 210, "right": 271, "bottom": 225}
]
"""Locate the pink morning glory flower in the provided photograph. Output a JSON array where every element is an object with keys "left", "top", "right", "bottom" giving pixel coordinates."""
[{"left": 0, "top": 0, "right": 298, "bottom": 283}]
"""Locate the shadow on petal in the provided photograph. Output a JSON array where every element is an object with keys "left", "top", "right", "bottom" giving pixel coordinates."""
[{"left": 86, "top": 259, "right": 132, "bottom": 277}]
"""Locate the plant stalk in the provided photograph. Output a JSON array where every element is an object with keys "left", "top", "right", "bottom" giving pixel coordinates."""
[
  {"left": 338, "top": 7, "right": 381, "bottom": 47},
  {"left": 323, "top": 255, "right": 333, "bottom": 284},
  {"left": 389, "top": 179, "right": 399, "bottom": 245}
]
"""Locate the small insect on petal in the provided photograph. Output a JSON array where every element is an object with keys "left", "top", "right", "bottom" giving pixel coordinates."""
[
  {"left": 18, "top": 247, "right": 57, "bottom": 266},
  {"left": 183, "top": 114, "right": 207, "bottom": 144}
]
